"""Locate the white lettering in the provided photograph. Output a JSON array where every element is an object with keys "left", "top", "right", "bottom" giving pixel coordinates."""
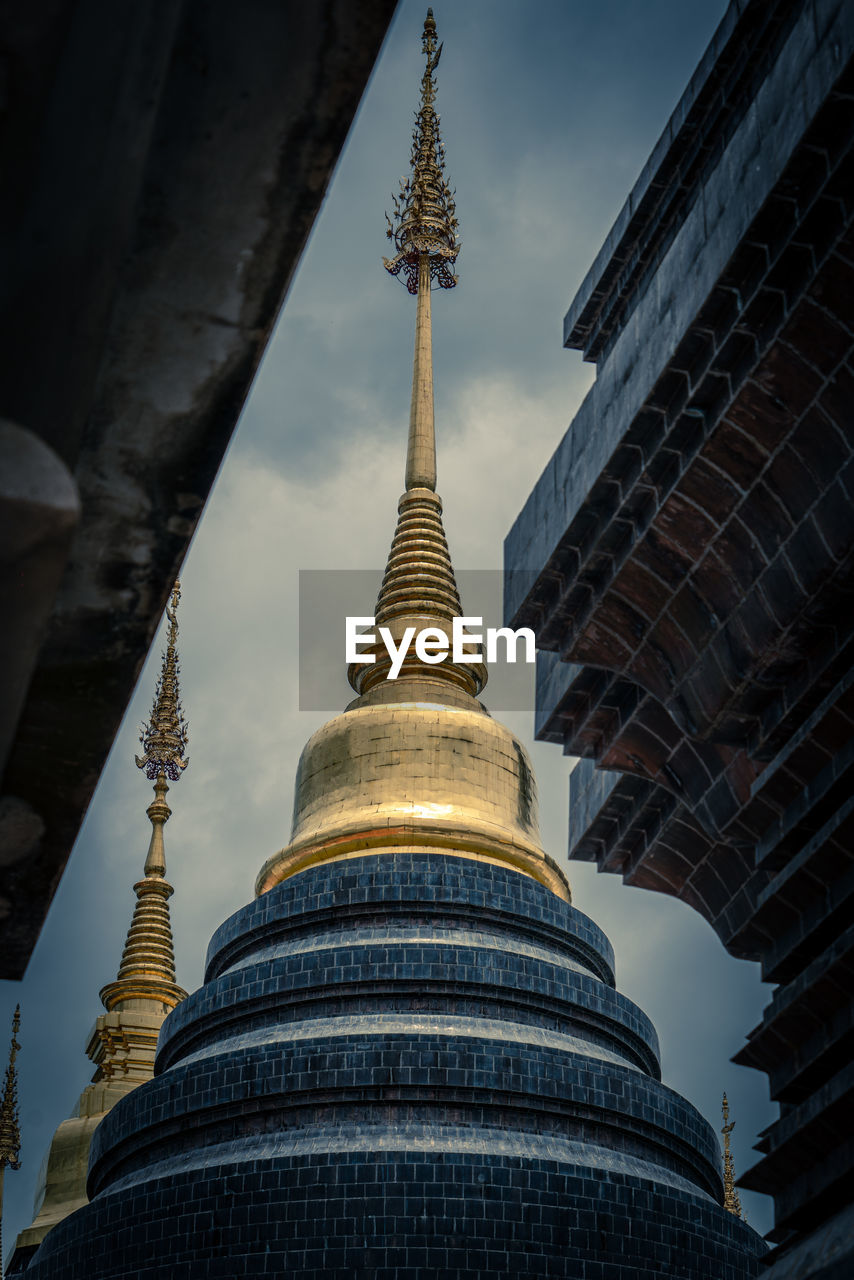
[
  {"left": 345, "top": 616, "right": 376, "bottom": 663},
  {"left": 415, "top": 627, "right": 449, "bottom": 664},
  {"left": 379, "top": 625, "right": 416, "bottom": 679},
  {"left": 486, "top": 626, "right": 535, "bottom": 664},
  {"left": 345, "top": 615, "right": 535, "bottom": 678},
  {"left": 452, "top": 616, "right": 483, "bottom": 663}
]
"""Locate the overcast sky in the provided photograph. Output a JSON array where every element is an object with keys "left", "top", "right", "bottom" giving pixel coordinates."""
[{"left": 1, "top": 0, "right": 778, "bottom": 1254}]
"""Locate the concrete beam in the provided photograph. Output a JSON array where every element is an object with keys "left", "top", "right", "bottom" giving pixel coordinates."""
[{"left": 0, "top": 0, "right": 397, "bottom": 978}]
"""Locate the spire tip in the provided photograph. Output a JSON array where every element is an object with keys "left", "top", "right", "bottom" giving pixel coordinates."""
[
  {"left": 0, "top": 1003, "right": 22, "bottom": 1174},
  {"left": 721, "top": 1092, "right": 744, "bottom": 1219},
  {"left": 384, "top": 7, "right": 459, "bottom": 294},
  {"left": 135, "top": 580, "right": 189, "bottom": 782}
]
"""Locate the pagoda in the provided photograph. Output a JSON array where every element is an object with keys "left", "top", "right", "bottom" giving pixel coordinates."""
[
  {"left": 8, "top": 586, "right": 187, "bottom": 1274},
  {"left": 24, "top": 14, "right": 764, "bottom": 1278}
]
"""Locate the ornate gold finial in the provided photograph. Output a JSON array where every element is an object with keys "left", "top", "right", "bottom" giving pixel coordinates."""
[
  {"left": 721, "top": 1092, "right": 743, "bottom": 1219},
  {"left": 135, "top": 580, "right": 189, "bottom": 782},
  {"left": 0, "top": 1005, "right": 21, "bottom": 1172},
  {"left": 384, "top": 8, "right": 459, "bottom": 294},
  {"left": 0, "top": 1005, "right": 22, "bottom": 1279}
]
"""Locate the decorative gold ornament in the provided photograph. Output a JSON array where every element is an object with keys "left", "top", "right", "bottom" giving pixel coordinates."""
[
  {"left": 0, "top": 1005, "right": 21, "bottom": 1171},
  {"left": 722, "top": 1092, "right": 744, "bottom": 1218},
  {"left": 384, "top": 8, "right": 460, "bottom": 294},
  {"left": 0, "top": 1005, "right": 22, "bottom": 1279},
  {"left": 135, "top": 580, "right": 189, "bottom": 781}
]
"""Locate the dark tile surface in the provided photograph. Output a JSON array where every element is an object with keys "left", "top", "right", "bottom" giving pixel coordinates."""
[{"left": 28, "top": 856, "right": 765, "bottom": 1278}]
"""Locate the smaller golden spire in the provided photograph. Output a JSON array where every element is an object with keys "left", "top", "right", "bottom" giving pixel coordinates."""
[
  {"left": 0, "top": 1005, "right": 22, "bottom": 1279},
  {"left": 0, "top": 1006, "right": 21, "bottom": 1170},
  {"left": 135, "top": 580, "right": 189, "bottom": 782},
  {"left": 101, "top": 584, "right": 188, "bottom": 1018},
  {"left": 721, "top": 1092, "right": 744, "bottom": 1219},
  {"left": 99, "top": 816, "right": 185, "bottom": 1016},
  {"left": 10, "top": 593, "right": 192, "bottom": 1260}
]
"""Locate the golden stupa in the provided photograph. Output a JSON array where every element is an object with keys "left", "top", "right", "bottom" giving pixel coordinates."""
[
  {"left": 257, "top": 10, "right": 568, "bottom": 904},
  {"left": 11, "top": 586, "right": 188, "bottom": 1261}
]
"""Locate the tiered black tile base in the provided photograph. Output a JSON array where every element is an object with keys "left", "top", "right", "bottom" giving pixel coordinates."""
[{"left": 28, "top": 856, "right": 765, "bottom": 1278}]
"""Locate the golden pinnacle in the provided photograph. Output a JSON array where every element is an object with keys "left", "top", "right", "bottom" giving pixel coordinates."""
[
  {"left": 721, "top": 1092, "right": 744, "bottom": 1219},
  {"left": 384, "top": 8, "right": 460, "bottom": 293},
  {"left": 0, "top": 1005, "right": 21, "bottom": 1171},
  {"left": 135, "top": 580, "right": 189, "bottom": 782}
]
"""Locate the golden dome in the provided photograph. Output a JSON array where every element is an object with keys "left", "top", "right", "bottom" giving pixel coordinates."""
[
  {"left": 255, "top": 473, "right": 570, "bottom": 902},
  {"left": 256, "top": 693, "right": 569, "bottom": 899}
]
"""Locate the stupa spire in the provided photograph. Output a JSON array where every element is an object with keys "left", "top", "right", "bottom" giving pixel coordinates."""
[
  {"left": 135, "top": 580, "right": 189, "bottom": 784},
  {"left": 385, "top": 7, "right": 459, "bottom": 493},
  {"left": 722, "top": 1092, "right": 744, "bottom": 1219},
  {"left": 259, "top": 9, "right": 565, "bottom": 901},
  {"left": 350, "top": 10, "right": 483, "bottom": 700},
  {"left": 100, "top": 583, "right": 188, "bottom": 1017},
  {"left": 0, "top": 1005, "right": 22, "bottom": 1279},
  {"left": 6, "top": 593, "right": 191, "bottom": 1269}
]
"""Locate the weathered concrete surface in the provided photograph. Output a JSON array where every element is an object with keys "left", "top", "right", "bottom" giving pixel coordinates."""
[
  {"left": 0, "top": 0, "right": 397, "bottom": 978},
  {"left": 0, "top": 422, "right": 80, "bottom": 782}
]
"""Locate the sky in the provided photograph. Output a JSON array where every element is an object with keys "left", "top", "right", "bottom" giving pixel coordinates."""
[{"left": 0, "top": 0, "right": 779, "bottom": 1254}]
